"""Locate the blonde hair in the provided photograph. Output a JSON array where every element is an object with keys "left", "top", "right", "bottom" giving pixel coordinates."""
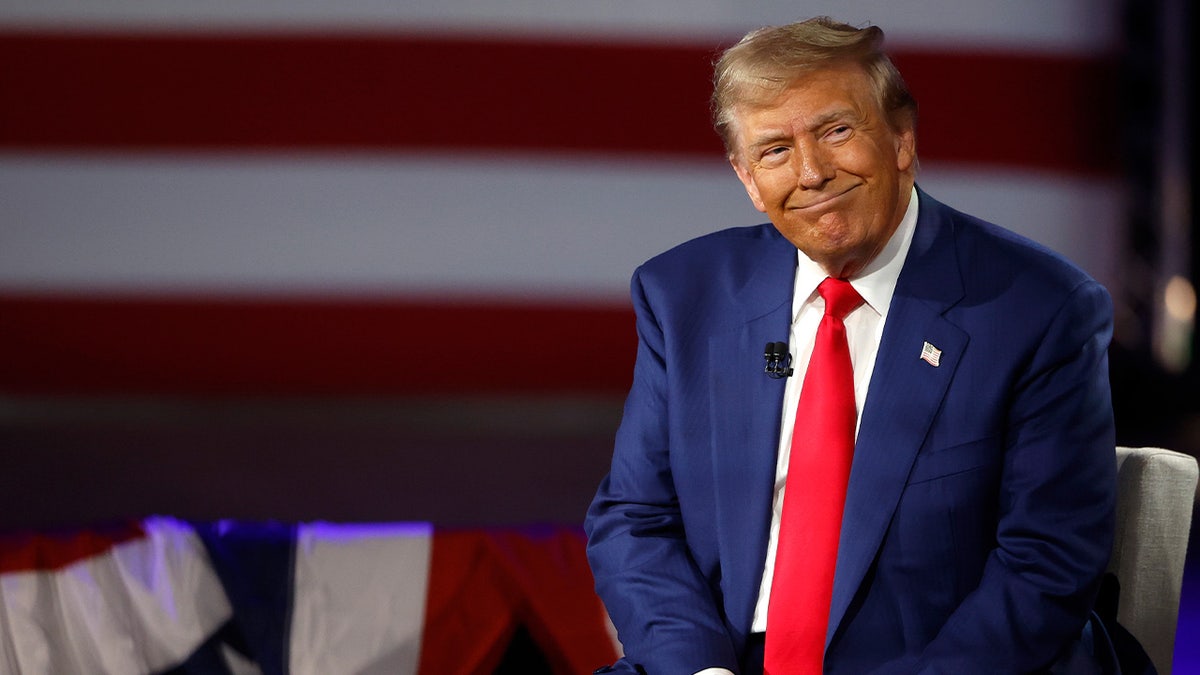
[{"left": 712, "top": 17, "right": 917, "bottom": 153}]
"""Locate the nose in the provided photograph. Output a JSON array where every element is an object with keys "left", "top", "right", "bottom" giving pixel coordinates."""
[{"left": 792, "top": 141, "right": 833, "bottom": 189}]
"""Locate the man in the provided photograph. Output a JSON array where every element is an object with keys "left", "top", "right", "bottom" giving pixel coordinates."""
[{"left": 585, "top": 16, "right": 1117, "bottom": 675}]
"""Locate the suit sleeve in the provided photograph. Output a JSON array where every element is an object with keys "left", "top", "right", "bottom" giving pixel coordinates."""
[
  {"left": 584, "top": 268, "right": 740, "bottom": 674},
  {"left": 916, "top": 279, "right": 1117, "bottom": 673}
]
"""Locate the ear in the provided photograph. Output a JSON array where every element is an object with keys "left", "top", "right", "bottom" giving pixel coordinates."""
[
  {"left": 729, "top": 154, "right": 768, "bottom": 213},
  {"left": 894, "top": 124, "right": 916, "bottom": 173}
]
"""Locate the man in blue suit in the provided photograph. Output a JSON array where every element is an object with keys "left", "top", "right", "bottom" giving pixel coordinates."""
[{"left": 585, "top": 17, "right": 1117, "bottom": 674}]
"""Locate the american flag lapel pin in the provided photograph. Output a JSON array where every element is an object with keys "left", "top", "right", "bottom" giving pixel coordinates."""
[{"left": 920, "top": 341, "right": 942, "bottom": 367}]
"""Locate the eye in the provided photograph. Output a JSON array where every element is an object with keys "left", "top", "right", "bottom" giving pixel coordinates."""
[
  {"left": 827, "top": 125, "right": 852, "bottom": 139},
  {"left": 759, "top": 145, "right": 790, "bottom": 166}
]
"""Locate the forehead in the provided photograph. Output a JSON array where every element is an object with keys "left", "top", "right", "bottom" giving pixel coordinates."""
[{"left": 729, "top": 64, "right": 879, "bottom": 142}]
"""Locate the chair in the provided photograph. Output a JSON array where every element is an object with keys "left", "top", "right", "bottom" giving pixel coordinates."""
[{"left": 1108, "top": 446, "right": 1198, "bottom": 675}]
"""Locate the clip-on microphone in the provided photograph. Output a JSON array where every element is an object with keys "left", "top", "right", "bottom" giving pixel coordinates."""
[{"left": 764, "top": 341, "right": 793, "bottom": 379}]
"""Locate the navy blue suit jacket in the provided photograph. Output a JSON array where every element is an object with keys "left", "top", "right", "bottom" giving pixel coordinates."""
[{"left": 585, "top": 189, "right": 1117, "bottom": 674}]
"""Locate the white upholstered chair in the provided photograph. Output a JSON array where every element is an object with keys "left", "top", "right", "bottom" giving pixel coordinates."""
[{"left": 1108, "top": 446, "right": 1198, "bottom": 675}]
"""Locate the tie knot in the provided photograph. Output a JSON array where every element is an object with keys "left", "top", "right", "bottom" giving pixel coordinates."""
[{"left": 818, "top": 277, "right": 863, "bottom": 320}]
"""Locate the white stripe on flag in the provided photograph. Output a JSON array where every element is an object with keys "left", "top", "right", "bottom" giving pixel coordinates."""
[
  {"left": 0, "top": 0, "right": 1119, "bottom": 54},
  {"left": 0, "top": 517, "right": 231, "bottom": 675},
  {"left": 288, "top": 521, "right": 433, "bottom": 675},
  {"left": 0, "top": 155, "right": 1122, "bottom": 297},
  {"left": 920, "top": 163, "right": 1124, "bottom": 290}
]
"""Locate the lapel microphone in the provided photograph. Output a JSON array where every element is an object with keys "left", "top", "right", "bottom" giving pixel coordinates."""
[{"left": 764, "top": 341, "right": 794, "bottom": 378}]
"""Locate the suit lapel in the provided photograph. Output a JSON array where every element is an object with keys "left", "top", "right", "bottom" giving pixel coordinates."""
[
  {"left": 826, "top": 191, "right": 969, "bottom": 645},
  {"left": 709, "top": 232, "right": 796, "bottom": 631}
]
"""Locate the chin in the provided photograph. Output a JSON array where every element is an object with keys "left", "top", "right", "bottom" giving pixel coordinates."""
[{"left": 802, "top": 222, "right": 858, "bottom": 250}]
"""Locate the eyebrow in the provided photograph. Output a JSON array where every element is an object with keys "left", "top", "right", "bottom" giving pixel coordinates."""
[
  {"left": 805, "top": 108, "right": 858, "bottom": 132},
  {"left": 746, "top": 131, "right": 792, "bottom": 154}
]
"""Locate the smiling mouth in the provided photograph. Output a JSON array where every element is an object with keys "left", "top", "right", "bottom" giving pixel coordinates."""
[{"left": 791, "top": 185, "right": 858, "bottom": 211}]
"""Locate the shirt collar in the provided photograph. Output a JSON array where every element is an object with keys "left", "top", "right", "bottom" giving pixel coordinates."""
[{"left": 791, "top": 185, "right": 919, "bottom": 322}]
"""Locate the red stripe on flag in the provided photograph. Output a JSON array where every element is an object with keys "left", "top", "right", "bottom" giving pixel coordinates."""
[
  {"left": 0, "top": 32, "right": 722, "bottom": 157},
  {"left": 894, "top": 50, "right": 1119, "bottom": 175},
  {"left": 0, "top": 32, "right": 1118, "bottom": 173},
  {"left": 418, "top": 528, "right": 617, "bottom": 674},
  {"left": 0, "top": 521, "right": 145, "bottom": 573},
  {"left": 0, "top": 293, "right": 637, "bottom": 396}
]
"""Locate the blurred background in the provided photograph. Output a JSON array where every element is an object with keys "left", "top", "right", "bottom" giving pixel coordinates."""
[{"left": 0, "top": 0, "right": 1196, "bottom": 669}]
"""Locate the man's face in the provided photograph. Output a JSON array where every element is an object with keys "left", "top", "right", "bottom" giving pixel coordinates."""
[{"left": 729, "top": 63, "right": 916, "bottom": 278}]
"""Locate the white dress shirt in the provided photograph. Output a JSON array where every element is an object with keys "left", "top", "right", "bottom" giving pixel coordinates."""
[{"left": 694, "top": 187, "right": 918, "bottom": 675}]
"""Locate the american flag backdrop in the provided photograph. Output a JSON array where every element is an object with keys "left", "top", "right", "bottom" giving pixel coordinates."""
[{"left": 0, "top": 0, "right": 1125, "bottom": 401}]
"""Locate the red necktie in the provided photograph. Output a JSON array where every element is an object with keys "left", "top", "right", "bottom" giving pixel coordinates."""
[{"left": 765, "top": 277, "right": 863, "bottom": 675}]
